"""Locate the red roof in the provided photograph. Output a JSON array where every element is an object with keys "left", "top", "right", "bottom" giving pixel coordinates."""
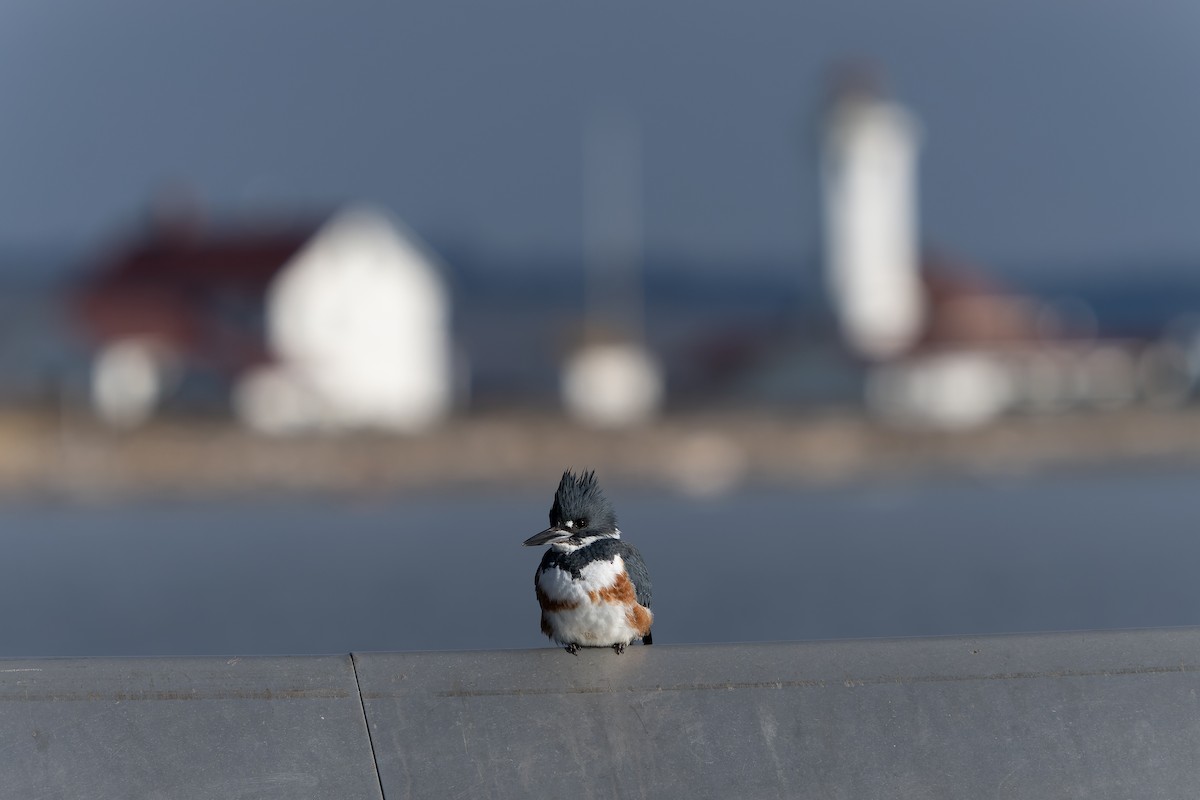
[
  {"left": 74, "top": 223, "right": 316, "bottom": 371},
  {"left": 918, "top": 252, "right": 1041, "bottom": 350}
]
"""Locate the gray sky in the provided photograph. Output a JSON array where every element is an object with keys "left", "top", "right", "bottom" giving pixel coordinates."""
[{"left": 2, "top": 1, "right": 1198, "bottom": 273}]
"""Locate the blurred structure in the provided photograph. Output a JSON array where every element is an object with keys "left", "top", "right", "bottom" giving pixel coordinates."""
[
  {"left": 236, "top": 208, "right": 452, "bottom": 434},
  {"left": 562, "top": 328, "right": 664, "bottom": 429},
  {"left": 858, "top": 247, "right": 1191, "bottom": 429},
  {"left": 865, "top": 253, "right": 1041, "bottom": 429},
  {"left": 563, "top": 109, "right": 663, "bottom": 428},
  {"left": 76, "top": 204, "right": 454, "bottom": 433},
  {"left": 818, "top": 69, "right": 1193, "bottom": 429},
  {"left": 821, "top": 67, "right": 924, "bottom": 361}
]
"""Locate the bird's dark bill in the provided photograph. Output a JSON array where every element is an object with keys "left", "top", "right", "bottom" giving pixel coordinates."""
[{"left": 523, "top": 528, "right": 570, "bottom": 546}]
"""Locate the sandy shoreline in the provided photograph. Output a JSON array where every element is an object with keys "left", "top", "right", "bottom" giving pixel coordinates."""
[{"left": 0, "top": 407, "right": 1193, "bottom": 498}]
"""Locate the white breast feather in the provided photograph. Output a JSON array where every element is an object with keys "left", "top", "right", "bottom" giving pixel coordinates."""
[
  {"left": 537, "top": 554, "right": 646, "bottom": 646},
  {"left": 538, "top": 554, "right": 625, "bottom": 603}
]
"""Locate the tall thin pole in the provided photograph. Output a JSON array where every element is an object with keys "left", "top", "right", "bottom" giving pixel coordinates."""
[{"left": 583, "top": 107, "right": 644, "bottom": 342}]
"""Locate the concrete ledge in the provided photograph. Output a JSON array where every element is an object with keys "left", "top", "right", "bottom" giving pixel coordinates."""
[
  {"left": 5, "top": 629, "right": 1200, "bottom": 798},
  {"left": 0, "top": 655, "right": 382, "bottom": 799}
]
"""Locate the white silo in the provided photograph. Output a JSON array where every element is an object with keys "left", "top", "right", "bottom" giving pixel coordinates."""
[{"left": 821, "top": 72, "right": 925, "bottom": 360}]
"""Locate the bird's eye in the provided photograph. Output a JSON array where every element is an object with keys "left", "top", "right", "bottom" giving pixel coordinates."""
[{"left": 576, "top": 519, "right": 588, "bottom": 529}]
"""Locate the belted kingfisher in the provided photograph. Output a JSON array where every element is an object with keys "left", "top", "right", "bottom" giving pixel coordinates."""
[{"left": 523, "top": 470, "right": 653, "bottom": 654}]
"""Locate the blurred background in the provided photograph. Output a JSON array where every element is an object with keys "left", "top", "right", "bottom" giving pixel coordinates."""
[{"left": 1, "top": 0, "right": 1199, "bottom": 657}]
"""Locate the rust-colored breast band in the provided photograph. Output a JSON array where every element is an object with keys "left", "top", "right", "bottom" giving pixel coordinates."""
[{"left": 537, "top": 586, "right": 579, "bottom": 613}]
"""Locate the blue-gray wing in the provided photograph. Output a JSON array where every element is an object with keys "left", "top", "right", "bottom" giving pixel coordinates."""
[{"left": 616, "top": 541, "right": 653, "bottom": 609}]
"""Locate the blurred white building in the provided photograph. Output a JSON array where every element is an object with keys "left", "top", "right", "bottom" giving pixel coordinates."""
[
  {"left": 234, "top": 207, "right": 453, "bottom": 434},
  {"left": 78, "top": 202, "right": 454, "bottom": 433}
]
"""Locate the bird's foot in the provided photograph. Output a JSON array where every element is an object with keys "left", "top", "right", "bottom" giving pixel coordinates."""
[
  {"left": 564, "top": 643, "right": 582, "bottom": 656},
  {"left": 612, "top": 642, "right": 626, "bottom": 655}
]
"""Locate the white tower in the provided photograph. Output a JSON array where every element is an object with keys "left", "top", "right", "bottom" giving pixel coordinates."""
[{"left": 822, "top": 73, "right": 925, "bottom": 360}]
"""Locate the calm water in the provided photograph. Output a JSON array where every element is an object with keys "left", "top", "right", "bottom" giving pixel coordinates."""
[{"left": 2, "top": 465, "right": 1199, "bottom": 657}]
